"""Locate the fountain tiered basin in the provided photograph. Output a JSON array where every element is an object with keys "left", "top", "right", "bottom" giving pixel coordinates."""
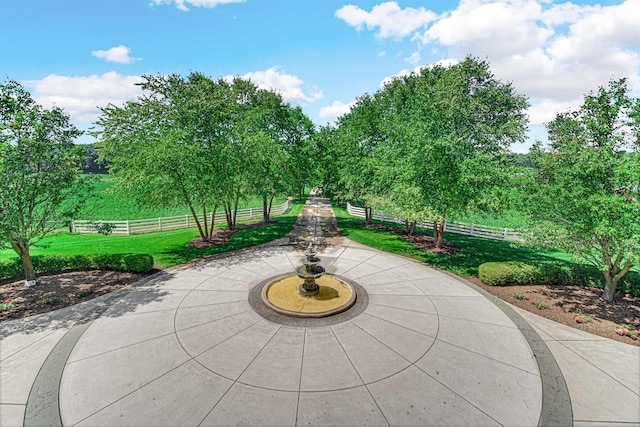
[{"left": 261, "top": 243, "right": 356, "bottom": 318}]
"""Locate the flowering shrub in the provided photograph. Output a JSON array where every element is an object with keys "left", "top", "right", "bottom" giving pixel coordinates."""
[
  {"left": 0, "top": 298, "right": 16, "bottom": 311},
  {"left": 572, "top": 312, "right": 593, "bottom": 323},
  {"left": 77, "top": 289, "right": 93, "bottom": 298},
  {"left": 614, "top": 324, "right": 639, "bottom": 339}
]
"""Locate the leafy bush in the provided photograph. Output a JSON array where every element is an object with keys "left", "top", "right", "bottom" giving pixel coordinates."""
[
  {"left": 92, "top": 253, "right": 124, "bottom": 271},
  {"left": 32, "top": 255, "right": 69, "bottom": 275},
  {"left": 478, "top": 260, "right": 639, "bottom": 297},
  {"left": 0, "top": 253, "right": 155, "bottom": 280},
  {"left": 67, "top": 255, "right": 93, "bottom": 270},
  {"left": 478, "top": 261, "right": 536, "bottom": 286},
  {"left": 122, "top": 254, "right": 154, "bottom": 273},
  {"left": 0, "top": 259, "right": 24, "bottom": 280}
]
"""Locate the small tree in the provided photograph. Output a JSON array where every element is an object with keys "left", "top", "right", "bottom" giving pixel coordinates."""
[
  {"left": 521, "top": 79, "right": 640, "bottom": 301},
  {"left": 0, "top": 80, "right": 87, "bottom": 284}
]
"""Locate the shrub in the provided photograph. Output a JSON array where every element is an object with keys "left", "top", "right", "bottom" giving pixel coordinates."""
[
  {"left": 477, "top": 260, "right": 640, "bottom": 297},
  {"left": 122, "top": 254, "right": 154, "bottom": 273},
  {"left": 0, "top": 258, "right": 24, "bottom": 280},
  {"left": 92, "top": 253, "right": 124, "bottom": 271},
  {"left": 0, "top": 253, "right": 156, "bottom": 281},
  {"left": 478, "top": 261, "right": 536, "bottom": 286},
  {"left": 32, "top": 255, "right": 69, "bottom": 275},
  {"left": 67, "top": 255, "right": 93, "bottom": 270}
]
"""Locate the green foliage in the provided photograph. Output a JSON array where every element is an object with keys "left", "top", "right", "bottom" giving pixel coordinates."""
[
  {"left": 335, "top": 206, "right": 640, "bottom": 296},
  {"left": 96, "top": 73, "right": 313, "bottom": 238},
  {"left": 92, "top": 253, "right": 125, "bottom": 271},
  {"left": 532, "top": 300, "right": 550, "bottom": 310},
  {"left": 122, "top": 254, "right": 155, "bottom": 273},
  {"left": 0, "top": 253, "right": 156, "bottom": 280},
  {"left": 478, "top": 262, "right": 536, "bottom": 286},
  {"left": 520, "top": 78, "right": 640, "bottom": 301},
  {"left": 318, "top": 57, "right": 529, "bottom": 246},
  {"left": 477, "top": 260, "right": 639, "bottom": 296},
  {"left": 0, "top": 79, "right": 91, "bottom": 281}
]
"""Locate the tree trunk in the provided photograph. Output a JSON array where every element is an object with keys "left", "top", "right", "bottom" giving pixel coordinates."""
[
  {"left": 602, "top": 262, "right": 632, "bottom": 302},
  {"left": 188, "top": 205, "right": 207, "bottom": 242},
  {"left": 225, "top": 201, "right": 234, "bottom": 230},
  {"left": 365, "top": 206, "right": 372, "bottom": 226},
  {"left": 10, "top": 239, "right": 36, "bottom": 284},
  {"left": 232, "top": 195, "right": 240, "bottom": 227},
  {"left": 404, "top": 220, "right": 409, "bottom": 233},
  {"left": 206, "top": 207, "right": 217, "bottom": 241},
  {"left": 409, "top": 221, "right": 416, "bottom": 235},
  {"left": 434, "top": 208, "right": 447, "bottom": 249},
  {"left": 263, "top": 196, "right": 269, "bottom": 223}
]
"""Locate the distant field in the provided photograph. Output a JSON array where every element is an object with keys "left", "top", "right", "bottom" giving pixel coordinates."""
[
  {"left": 0, "top": 203, "right": 303, "bottom": 268},
  {"left": 79, "top": 175, "right": 287, "bottom": 220}
]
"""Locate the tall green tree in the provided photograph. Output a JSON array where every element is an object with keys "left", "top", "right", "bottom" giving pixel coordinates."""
[
  {"left": 521, "top": 79, "right": 640, "bottom": 301},
  {"left": 0, "top": 80, "right": 87, "bottom": 284},
  {"left": 96, "top": 73, "right": 231, "bottom": 241}
]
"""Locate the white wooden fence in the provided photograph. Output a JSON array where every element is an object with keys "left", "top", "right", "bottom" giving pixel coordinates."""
[
  {"left": 71, "top": 200, "right": 290, "bottom": 235},
  {"left": 346, "top": 202, "right": 521, "bottom": 241}
]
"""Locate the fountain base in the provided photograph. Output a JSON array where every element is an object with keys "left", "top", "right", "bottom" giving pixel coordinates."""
[{"left": 262, "top": 274, "right": 356, "bottom": 318}]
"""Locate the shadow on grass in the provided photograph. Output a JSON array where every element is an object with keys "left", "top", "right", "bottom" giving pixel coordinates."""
[
  {"left": 334, "top": 207, "right": 568, "bottom": 276},
  {"left": 157, "top": 208, "right": 301, "bottom": 267}
]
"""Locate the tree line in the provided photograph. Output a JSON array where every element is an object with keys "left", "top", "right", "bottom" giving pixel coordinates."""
[{"left": 1, "top": 59, "right": 638, "bottom": 301}]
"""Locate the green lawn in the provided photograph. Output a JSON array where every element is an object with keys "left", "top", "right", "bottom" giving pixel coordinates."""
[
  {"left": 1, "top": 203, "right": 303, "bottom": 268},
  {"left": 79, "top": 175, "right": 287, "bottom": 220},
  {"left": 334, "top": 206, "right": 571, "bottom": 276}
]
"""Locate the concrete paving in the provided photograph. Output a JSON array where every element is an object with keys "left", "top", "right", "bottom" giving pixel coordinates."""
[{"left": 0, "top": 197, "right": 638, "bottom": 426}]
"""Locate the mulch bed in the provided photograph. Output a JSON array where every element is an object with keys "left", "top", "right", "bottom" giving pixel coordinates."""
[{"left": 0, "top": 270, "right": 156, "bottom": 321}]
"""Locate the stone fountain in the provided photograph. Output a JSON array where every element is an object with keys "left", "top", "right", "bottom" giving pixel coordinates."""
[
  {"left": 296, "top": 243, "right": 325, "bottom": 296},
  {"left": 260, "top": 242, "right": 356, "bottom": 318}
]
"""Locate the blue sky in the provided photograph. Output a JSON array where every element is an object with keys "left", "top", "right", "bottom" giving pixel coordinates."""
[{"left": 1, "top": 0, "right": 638, "bottom": 152}]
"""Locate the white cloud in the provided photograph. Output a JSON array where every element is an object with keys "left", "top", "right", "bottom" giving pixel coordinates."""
[
  {"left": 91, "top": 45, "right": 141, "bottom": 64},
  {"left": 23, "top": 72, "right": 144, "bottom": 123},
  {"left": 343, "top": 0, "right": 640, "bottom": 136},
  {"left": 230, "top": 67, "right": 323, "bottom": 103},
  {"left": 319, "top": 100, "right": 355, "bottom": 120},
  {"left": 335, "top": 1, "right": 436, "bottom": 40},
  {"left": 151, "top": 0, "right": 244, "bottom": 12}
]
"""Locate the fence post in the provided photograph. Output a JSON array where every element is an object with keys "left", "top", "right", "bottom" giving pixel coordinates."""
[
  {"left": 158, "top": 218, "right": 162, "bottom": 231},
  {"left": 186, "top": 215, "right": 189, "bottom": 228},
  {"left": 503, "top": 228, "right": 508, "bottom": 239},
  {"left": 71, "top": 220, "right": 76, "bottom": 233},
  {"left": 126, "top": 220, "right": 131, "bottom": 235}
]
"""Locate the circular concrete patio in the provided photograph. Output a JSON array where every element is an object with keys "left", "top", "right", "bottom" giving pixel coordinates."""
[{"left": 55, "top": 240, "right": 546, "bottom": 426}]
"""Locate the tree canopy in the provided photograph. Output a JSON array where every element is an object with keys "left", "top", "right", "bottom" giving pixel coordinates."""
[
  {"left": 520, "top": 78, "right": 640, "bottom": 301},
  {"left": 96, "top": 72, "right": 314, "bottom": 241},
  {"left": 0, "top": 80, "right": 87, "bottom": 284},
  {"left": 320, "top": 57, "right": 529, "bottom": 246}
]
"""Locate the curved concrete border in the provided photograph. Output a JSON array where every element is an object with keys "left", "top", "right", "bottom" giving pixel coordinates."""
[{"left": 438, "top": 269, "right": 573, "bottom": 427}]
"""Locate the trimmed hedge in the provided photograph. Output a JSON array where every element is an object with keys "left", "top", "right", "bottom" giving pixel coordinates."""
[
  {"left": 0, "top": 253, "right": 155, "bottom": 280},
  {"left": 479, "top": 260, "right": 640, "bottom": 297}
]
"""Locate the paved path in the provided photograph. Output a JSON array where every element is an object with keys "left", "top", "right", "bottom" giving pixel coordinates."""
[{"left": 0, "top": 197, "right": 638, "bottom": 426}]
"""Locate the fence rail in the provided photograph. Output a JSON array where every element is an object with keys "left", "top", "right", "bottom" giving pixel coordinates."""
[
  {"left": 72, "top": 200, "right": 290, "bottom": 235},
  {"left": 346, "top": 202, "right": 521, "bottom": 241}
]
